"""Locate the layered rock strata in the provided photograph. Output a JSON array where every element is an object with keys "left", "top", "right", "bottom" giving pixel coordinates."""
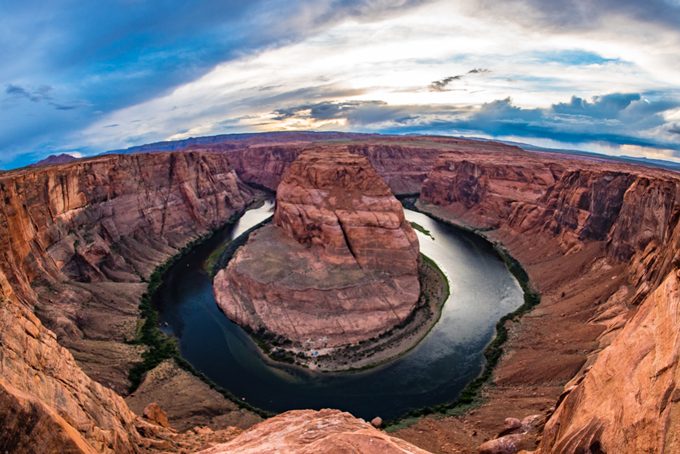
[
  {"left": 2, "top": 133, "right": 680, "bottom": 453},
  {"left": 222, "top": 143, "right": 442, "bottom": 195},
  {"left": 0, "top": 152, "right": 255, "bottom": 452},
  {"left": 0, "top": 151, "right": 253, "bottom": 392},
  {"left": 140, "top": 131, "right": 526, "bottom": 196},
  {"left": 214, "top": 149, "right": 420, "bottom": 352},
  {"left": 539, "top": 269, "right": 680, "bottom": 453},
  {"left": 396, "top": 149, "right": 680, "bottom": 453}
]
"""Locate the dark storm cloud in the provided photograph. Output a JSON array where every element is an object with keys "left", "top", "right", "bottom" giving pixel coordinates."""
[
  {"left": 433, "top": 94, "right": 680, "bottom": 152},
  {"left": 552, "top": 93, "right": 642, "bottom": 118},
  {"left": 5, "top": 83, "right": 86, "bottom": 112},
  {"left": 429, "top": 68, "right": 490, "bottom": 91},
  {"left": 273, "top": 100, "right": 423, "bottom": 125},
  {"left": 429, "top": 75, "right": 464, "bottom": 91},
  {"left": 278, "top": 92, "right": 680, "bottom": 154}
]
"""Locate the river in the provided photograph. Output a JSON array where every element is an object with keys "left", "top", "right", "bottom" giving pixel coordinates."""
[{"left": 154, "top": 200, "right": 523, "bottom": 420}]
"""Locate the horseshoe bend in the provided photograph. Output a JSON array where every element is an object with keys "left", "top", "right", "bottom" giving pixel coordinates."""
[{"left": 0, "top": 133, "right": 677, "bottom": 453}]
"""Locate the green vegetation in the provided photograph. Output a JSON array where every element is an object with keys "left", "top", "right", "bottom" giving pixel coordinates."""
[
  {"left": 125, "top": 206, "right": 273, "bottom": 418},
  {"left": 204, "top": 239, "right": 231, "bottom": 274},
  {"left": 420, "top": 253, "right": 449, "bottom": 300},
  {"left": 127, "top": 232, "right": 216, "bottom": 391},
  {"left": 386, "top": 201, "right": 542, "bottom": 431},
  {"left": 410, "top": 221, "right": 434, "bottom": 240}
]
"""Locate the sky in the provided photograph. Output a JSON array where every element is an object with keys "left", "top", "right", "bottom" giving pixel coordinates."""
[{"left": 1, "top": 0, "right": 679, "bottom": 169}]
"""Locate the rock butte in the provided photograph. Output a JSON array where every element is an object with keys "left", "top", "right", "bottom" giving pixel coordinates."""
[
  {"left": 214, "top": 149, "right": 421, "bottom": 351},
  {"left": 0, "top": 132, "right": 677, "bottom": 453}
]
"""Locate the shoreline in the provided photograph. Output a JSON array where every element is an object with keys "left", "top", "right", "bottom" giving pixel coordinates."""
[
  {"left": 127, "top": 194, "right": 273, "bottom": 418},
  {"left": 238, "top": 252, "right": 450, "bottom": 373},
  {"left": 383, "top": 200, "right": 541, "bottom": 429},
  {"left": 138, "top": 196, "right": 539, "bottom": 426}
]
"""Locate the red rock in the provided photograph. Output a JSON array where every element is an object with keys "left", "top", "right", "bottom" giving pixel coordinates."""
[
  {"left": 214, "top": 149, "right": 420, "bottom": 350},
  {"left": 537, "top": 270, "right": 680, "bottom": 453},
  {"left": 371, "top": 416, "right": 383, "bottom": 428},
  {"left": 223, "top": 142, "right": 442, "bottom": 195},
  {"left": 0, "top": 151, "right": 253, "bottom": 452},
  {"left": 198, "top": 409, "right": 430, "bottom": 454},
  {"left": 0, "top": 151, "right": 253, "bottom": 392},
  {"left": 478, "top": 433, "right": 527, "bottom": 454},
  {"left": 143, "top": 403, "right": 171, "bottom": 429},
  {"left": 503, "top": 418, "right": 522, "bottom": 432}
]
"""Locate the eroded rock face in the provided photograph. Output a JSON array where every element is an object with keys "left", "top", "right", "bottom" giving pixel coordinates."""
[
  {"left": 214, "top": 149, "right": 420, "bottom": 349},
  {"left": 538, "top": 269, "right": 680, "bottom": 453},
  {"left": 420, "top": 151, "right": 680, "bottom": 299},
  {"left": 274, "top": 150, "right": 420, "bottom": 272},
  {"left": 222, "top": 143, "right": 442, "bottom": 195},
  {"left": 198, "top": 409, "right": 432, "bottom": 454},
  {"left": 0, "top": 276, "right": 142, "bottom": 453},
  {"left": 414, "top": 149, "right": 680, "bottom": 453},
  {"left": 0, "top": 152, "right": 254, "bottom": 452},
  {"left": 0, "top": 151, "right": 253, "bottom": 392}
]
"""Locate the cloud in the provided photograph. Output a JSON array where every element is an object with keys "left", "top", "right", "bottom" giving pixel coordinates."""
[
  {"left": 425, "top": 94, "right": 680, "bottom": 153},
  {"left": 429, "top": 68, "right": 490, "bottom": 91},
  {"left": 429, "top": 75, "right": 464, "bottom": 92},
  {"left": 0, "top": 0, "right": 429, "bottom": 168},
  {"left": 270, "top": 92, "right": 680, "bottom": 156},
  {"left": 275, "top": 100, "right": 419, "bottom": 125},
  {"left": 5, "top": 0, "right": 679, "bottom": 169},
  {"left": 552, "top": 93, "right": 642, "bottom": 118},
  {"left": 5, "top": 84, "right": 52, "bottom": 102},
  {"left": 475, "top": 0, "right": 680, "bottom": 31}
]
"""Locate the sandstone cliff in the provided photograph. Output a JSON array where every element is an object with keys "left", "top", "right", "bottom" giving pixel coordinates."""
[
  {"left": 405, "top": 149, "right": 680, "bottom": 453},
  {"left": 220, "top": 143, "right": 441, "bottom": 195},
  {"left": 2, "top": 134, "right": 679, "bottom": 453},
  {"left": 198, "top": 409, "right": 430, "bottom": 454},
  {"left": 0, "top": 152, "right": 255, "bottom": 452},
  {"left": 214, "top": 149, "right": 420, "bottom": 352},
  {"left": 538, "top": 269, "right": 680, "bottom": 453},
  {"left": 0, "top": 151, "right": 253, "bottom": 392}
]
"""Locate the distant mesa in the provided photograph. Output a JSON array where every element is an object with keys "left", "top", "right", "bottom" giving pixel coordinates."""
[
  {"left": 213, "top": 149, "right": 421, "bottom": 366},
  {"left": 31, "top": 153, "right": 79, "bottom": 167}
]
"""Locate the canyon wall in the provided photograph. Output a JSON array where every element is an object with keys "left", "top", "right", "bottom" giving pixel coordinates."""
[
  {"left": 0, "top": 152, "right": 255, "bottom": 452},
  {"left": 539, "top": 269, "right": 680, "bottom": 453},
  {"left": 218, "top": 143, "right": 441, "bottom": 195},
  {"left": 413, "top": 150, "right": 680, "bottom": 453},
  {"left": 420, "top": 151, "right": 680, "bottom": 301},
  {"left": 1, "top": 135, "right": 678, "bottom": 453}
]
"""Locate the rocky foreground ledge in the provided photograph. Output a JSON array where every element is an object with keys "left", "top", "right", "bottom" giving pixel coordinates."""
[
  {"left": 213, "top": 149, "right": 426, "bottom": 369},
  {"left": 198, "top": 409, "right": 429, "bottom": 454}
]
